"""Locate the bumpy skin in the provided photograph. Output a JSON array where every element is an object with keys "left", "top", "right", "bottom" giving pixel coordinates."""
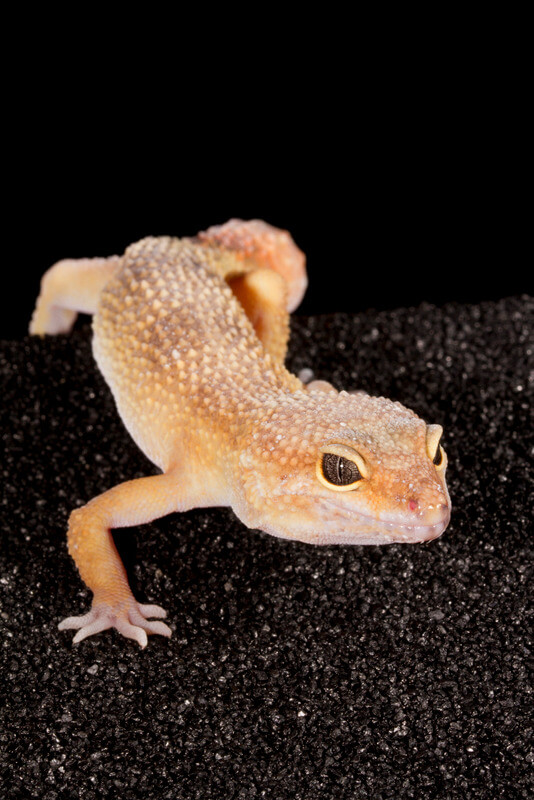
[{"left": 30, "top": 219, "right": 451, "bottom": 647}]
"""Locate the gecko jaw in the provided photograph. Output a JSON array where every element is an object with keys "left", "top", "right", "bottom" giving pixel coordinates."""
[
  {"left": 311, "top": 496, "right": 451, "bottom": 545},
  {"left": 257, "top": 493, "right": 451, "bottom": 546}
]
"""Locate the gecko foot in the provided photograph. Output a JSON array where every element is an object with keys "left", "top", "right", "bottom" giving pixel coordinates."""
[{"left": 58, "top": 599, "right": 172, "bottom": 648}]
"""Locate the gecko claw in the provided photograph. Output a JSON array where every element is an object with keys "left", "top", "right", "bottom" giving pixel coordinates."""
[{"left": 58, "top": 600, "right": 172, "bottom": 647}]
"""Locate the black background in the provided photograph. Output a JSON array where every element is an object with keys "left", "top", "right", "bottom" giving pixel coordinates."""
[
  {"left": 3, "top": 81, "right": 528, "bottom": 341},
  {"left": 2, "top": 29, "right": 532, "bottom": 800}
]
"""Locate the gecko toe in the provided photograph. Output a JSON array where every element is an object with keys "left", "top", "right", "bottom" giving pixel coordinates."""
[
  {"left": 115, "top": 618, "right": 149, "bottom": 648},
  {"left": 140, "top": 619, "right": 172, "bottom": 637},
  {"left": 128, "top": 608, "right": 172, "bottom": 638},
  {"left": 58, "top": 599, "right": 171, "bottom": 647},
  {"left": 72, "top": 617, "right": 114, "bottom": 644},
  {"left": 58, "top": 612, "right": 99, "bottom": 631},
  {"left": 137, "top": 603, "right": 167, "bottom": 618}
]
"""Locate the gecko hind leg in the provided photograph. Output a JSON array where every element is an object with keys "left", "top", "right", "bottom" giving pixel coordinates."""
[
  {"left": 30, "top": 255, "right": 121, "bottom": 335},
  {"left": 227, "top": 268, "right": 290, "bottom": 363},
  {"left": 298, "top": 368, "right": 338, "bottom": 394},
  {"left": 299, "top": 368, "right": 369, "bottom": 396}
]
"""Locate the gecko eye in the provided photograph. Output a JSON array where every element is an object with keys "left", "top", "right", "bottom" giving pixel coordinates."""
[
  {"left": 426, "top": 424, "right": 447, "bottom": 470},
  {"left": 433, "top": 444, "right": 445, "bottom": 467},
  {"left": 316, "top": 444, "right": 367, "bottom": 491}
]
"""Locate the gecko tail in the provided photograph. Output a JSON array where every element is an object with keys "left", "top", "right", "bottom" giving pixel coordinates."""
[{"left": 196, "top": 218, "right": 307, "bottom": 312}]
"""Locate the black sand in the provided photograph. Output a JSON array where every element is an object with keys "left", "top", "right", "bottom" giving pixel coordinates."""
[{"left": 1, "top": 296, "right": 532, "bottom": 799}]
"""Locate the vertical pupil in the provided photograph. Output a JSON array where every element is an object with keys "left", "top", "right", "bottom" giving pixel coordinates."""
[{"left": 322, "top": 453, "right": 361, "bottom": 486}]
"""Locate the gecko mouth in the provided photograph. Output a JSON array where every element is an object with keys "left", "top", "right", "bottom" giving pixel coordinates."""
[
  {"left": 258, "top": 493, "right": 451, "bottom": 546},
  {"left": 315, "top": 497, "right": 451, "bottom": 544},
  {"left": 251, "top": 491, "right": 451, "bottom": 546}
]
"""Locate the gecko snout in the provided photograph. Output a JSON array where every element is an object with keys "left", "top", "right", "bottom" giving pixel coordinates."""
[{"left": 419, "top": 502, "right": 451, "bottom": 541}]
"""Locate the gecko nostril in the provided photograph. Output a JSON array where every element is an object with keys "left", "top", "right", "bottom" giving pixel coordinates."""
[{"left": 408, "top": 498, "right": 419, "bottom": 513}]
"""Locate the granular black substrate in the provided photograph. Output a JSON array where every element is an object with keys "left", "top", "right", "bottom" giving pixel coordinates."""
[{"left": 1, "top": 296, "right": 532, "bottom": 800}]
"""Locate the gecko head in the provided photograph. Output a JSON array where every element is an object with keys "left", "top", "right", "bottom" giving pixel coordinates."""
[{"left": 236, "top": 389, "right": 451, "bottom": 546}]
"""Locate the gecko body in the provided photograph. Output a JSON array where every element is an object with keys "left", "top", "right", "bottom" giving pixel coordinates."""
[{"left": 31, "top": 220, "right": 451, "bottom": 647}]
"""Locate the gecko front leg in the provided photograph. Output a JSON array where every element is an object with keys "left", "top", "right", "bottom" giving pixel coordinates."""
[{"left": 58, "top": 471, "right": 182, "bottom": 647}]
